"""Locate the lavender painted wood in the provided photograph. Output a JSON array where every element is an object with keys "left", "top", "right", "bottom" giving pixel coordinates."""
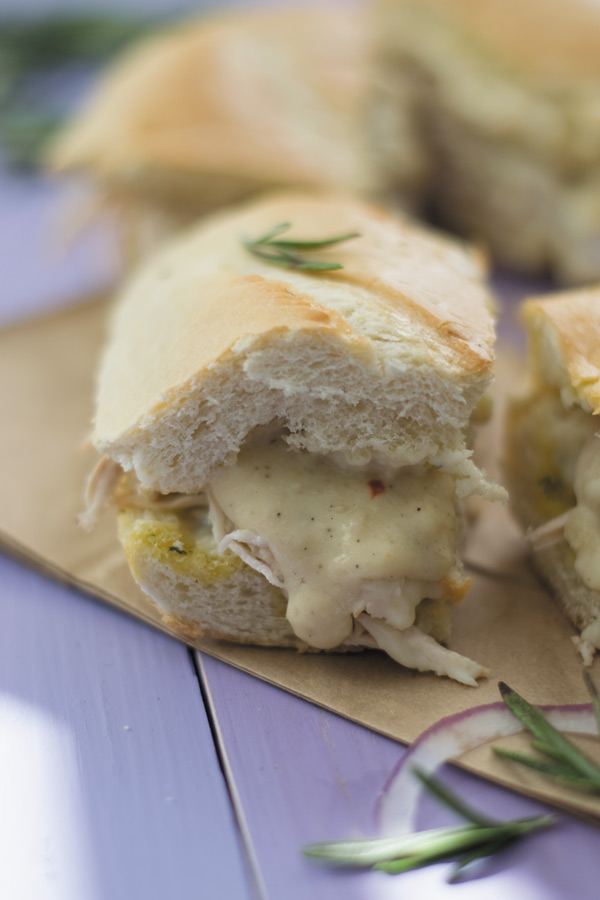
[
  {"left": 0, "top": 556, "right": 253, "bottom": 900},
  {"left": 198, "top": 652, "right": 600, "bottom": 900}
]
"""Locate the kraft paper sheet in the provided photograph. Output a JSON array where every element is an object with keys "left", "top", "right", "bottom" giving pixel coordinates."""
[{"left": 1, "top": 295, "right": 599, "bottom": 821}]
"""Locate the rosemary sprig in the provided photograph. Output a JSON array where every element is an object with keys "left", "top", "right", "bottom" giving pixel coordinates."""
[
  {"left": 493, "top": 681, "right": 600, "bottom": 793},
  {"left": 302, "top": 767, "right": 554, "bottom": 881},
  {"left": 0, "top": 13, "right": 157, "bottom": 170},
  {"left": 242, "top": 222, "right": 360, "bottom": 271}
]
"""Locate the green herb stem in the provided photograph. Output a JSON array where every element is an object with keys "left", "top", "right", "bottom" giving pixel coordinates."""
[
  {"left": 374, "top": 817, "right": 552, "bottom": 875},
  {"left": 447, "top": 836, "right": 518, "bottom": 883},
  {"left": 243, "top": 222, "right": 360, "bottom": 272},
  {"left": 303, "top": 769, "right": 554, "bottom": 879},
  {"left": 412, "top": 765, "right": 499, "bottom": 827},
  {"left": 498, "top": 682, "right": 600, "bottom": 790},
  {"left": 492, "top": 747, "right": 600, "bottom": 792}
]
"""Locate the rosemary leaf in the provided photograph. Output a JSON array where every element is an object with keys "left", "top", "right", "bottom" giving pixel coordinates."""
[
  {"left": 448, "top": 837, "right": 516, "bottom": 883},
  {"left": 373, "top": 826, "right": 503, "bottom": 873},
  {"left": 302, "top": 823, "right": 482, "bottom": 868},
  {"left": 250, "top": 222, "right": 293, "bottom": 244},
  {"left": 267, "top": 231, "right": 361, "bottom": 251},
  {"left": 492, "top": 747, "right": 600, "bottom": 792},
  {"left": 303, "top": 767, "right": 554, "bottom": 879},
  {"left": 498, "top": 682, "right": 600, "bottom": 789},
  {"left": 529, "top": 739, "right": 571, "bottom": 762},
  {"left": 374, "top": 817, "right": 553, "bottom": 874},
  {"left": 412, "top": 765, "right": 498, "bottom": 827},
  {"left": 243, "top": 222, "right": 359, "bottom": 272}
]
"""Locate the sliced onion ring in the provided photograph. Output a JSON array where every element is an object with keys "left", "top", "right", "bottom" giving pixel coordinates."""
[{"left": 377, "top": 701, "right": 596, "bottom": 837}]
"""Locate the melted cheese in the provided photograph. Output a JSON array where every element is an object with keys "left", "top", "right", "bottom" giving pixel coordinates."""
[{"left": 208, "top": 435, "right": 485, "bottom": 683}]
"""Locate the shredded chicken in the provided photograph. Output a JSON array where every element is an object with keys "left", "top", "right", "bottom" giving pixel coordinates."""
[
  {"left": 527, "top": 510, "right": 572, "bottom": 549},
  {"left": 78, "top": 457, "right": 124, "bottom": 530},
  {"left": 79, "top": 458, "right": 207, "bottom": 529},
  {"left": 358, "top": 616, "right": 489, "bottom": 687},
  {"left": 217, "top": 529, "right": 284, "bottom": 586},
  {"left": 115, "top": 475, "right": 207, "bottom": 514}
]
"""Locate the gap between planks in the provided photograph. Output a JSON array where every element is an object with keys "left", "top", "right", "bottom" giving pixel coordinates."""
[{"left": 190, "top": 649, "right": 268, "bottom": 900}]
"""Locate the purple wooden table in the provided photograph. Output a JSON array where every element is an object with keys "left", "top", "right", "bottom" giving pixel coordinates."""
[{"left": 1, "top": 6, "right": 599, "bottom": 896}]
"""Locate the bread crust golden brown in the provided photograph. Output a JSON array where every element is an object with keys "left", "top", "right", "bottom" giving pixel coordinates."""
[{"left": 521, "top": 291, "right": 600, "bottom": 415}]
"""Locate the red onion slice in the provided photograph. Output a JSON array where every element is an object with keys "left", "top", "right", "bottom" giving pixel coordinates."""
[{"left": 377, "top": 701, "right": 596, "bottom": 837}]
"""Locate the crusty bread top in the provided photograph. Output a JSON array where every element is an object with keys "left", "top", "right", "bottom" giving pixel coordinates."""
[
  {"left": 94, "top": 192, "right": 495, "bottom": 493},
  {"left": 379, "top": 0, "right": 600, "bottom": 82},
  {"left": 48, "top": 6, "right": 377, "bottom": 201},
  {"left": 522, "top": 288, "right": 600, "bottom": 414}
]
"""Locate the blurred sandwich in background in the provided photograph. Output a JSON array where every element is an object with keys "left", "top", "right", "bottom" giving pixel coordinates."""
[
  {"left": 49, "top": 0, "right": 600, "bottom": 282},
  {"left": 376, "top": 0, "right": 600, "bottom": 282},
  {"left": 47, "top": 4, "right": 423, "bottom": 258}
]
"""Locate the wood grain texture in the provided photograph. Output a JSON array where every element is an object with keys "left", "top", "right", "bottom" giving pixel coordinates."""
[
  {"left": 0, "top": 555, "right": 252, "bottom": 900},
  {"left": 198, "top": 651, "right": 600, "bottom": 899}
]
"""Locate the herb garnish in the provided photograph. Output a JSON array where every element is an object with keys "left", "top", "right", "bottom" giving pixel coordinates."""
[
  {"left": 303, "top": 767, "right": 554, "bottom": 882},
  {"left": 242, "top": 222, "right": 360, "bottom": 272},
  {"left": 304, "top": 676, "right": 600, "bottom": 881},
  {"left": 493, "top": 680, "right": 600, "bottom": 793},
  {"left": 0, "top": 14, "right": 157, "bottom": 169}
]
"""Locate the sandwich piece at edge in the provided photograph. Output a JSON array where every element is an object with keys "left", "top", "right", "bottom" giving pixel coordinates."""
[
  {"left": 88, "top": 191, "right": 503, "bottom": 685},
  {"left": 505, "top": 288, "right": 600, "bottom": 664},
  {"left": 375, "top": 0, "right": 600, "bottom": 283}
]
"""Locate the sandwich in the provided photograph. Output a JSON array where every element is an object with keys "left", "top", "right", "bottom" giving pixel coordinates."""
[
  {"left": 48, "top": 6, "right": 422, "bottom": 259},
  {"left": 505, "top": 288, "right": 600, "bottom": 664},
  {"left": 86, "top": 191, "right": 502, "bottom": 685},
  {"left": 375, "top": 0, "right": 600, "bottom": 283}
]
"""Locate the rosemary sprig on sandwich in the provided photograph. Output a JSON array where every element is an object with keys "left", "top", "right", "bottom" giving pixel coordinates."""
[{"left": 243, "top": 222, "right": 360, "bottom": 271}]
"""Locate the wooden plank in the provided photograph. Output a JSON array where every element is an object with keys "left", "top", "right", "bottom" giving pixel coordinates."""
[
  {"left": 198, "top": 651, "right": 600, "bottom": 899},
  {"left": 0, "top": 556, "right": 253, "bottom": 900}
]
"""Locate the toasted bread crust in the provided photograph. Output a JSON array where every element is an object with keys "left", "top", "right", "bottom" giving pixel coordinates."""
[
  {"left": 95, "top": 192, "right": 494, "bottom": 447},
  {"left": 522, "top": 289, "right": 600, "bottom": 415}
]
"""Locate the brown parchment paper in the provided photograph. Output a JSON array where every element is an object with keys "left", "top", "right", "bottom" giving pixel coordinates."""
[{"left": 2, "top": 295, "right": 600, "bottom": 821}]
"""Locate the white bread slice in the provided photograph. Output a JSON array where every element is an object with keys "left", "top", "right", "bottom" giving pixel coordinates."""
[{"left": 505, "top": 288, "right": 600, "bottom": 661}]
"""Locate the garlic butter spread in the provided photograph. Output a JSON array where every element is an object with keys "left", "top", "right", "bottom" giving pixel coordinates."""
[
  {"left": 209, "top": 435, "right": 463, "bottom": 650},
  {"left": 565, "top": 434, "right": 600, "bottom": 591}
]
